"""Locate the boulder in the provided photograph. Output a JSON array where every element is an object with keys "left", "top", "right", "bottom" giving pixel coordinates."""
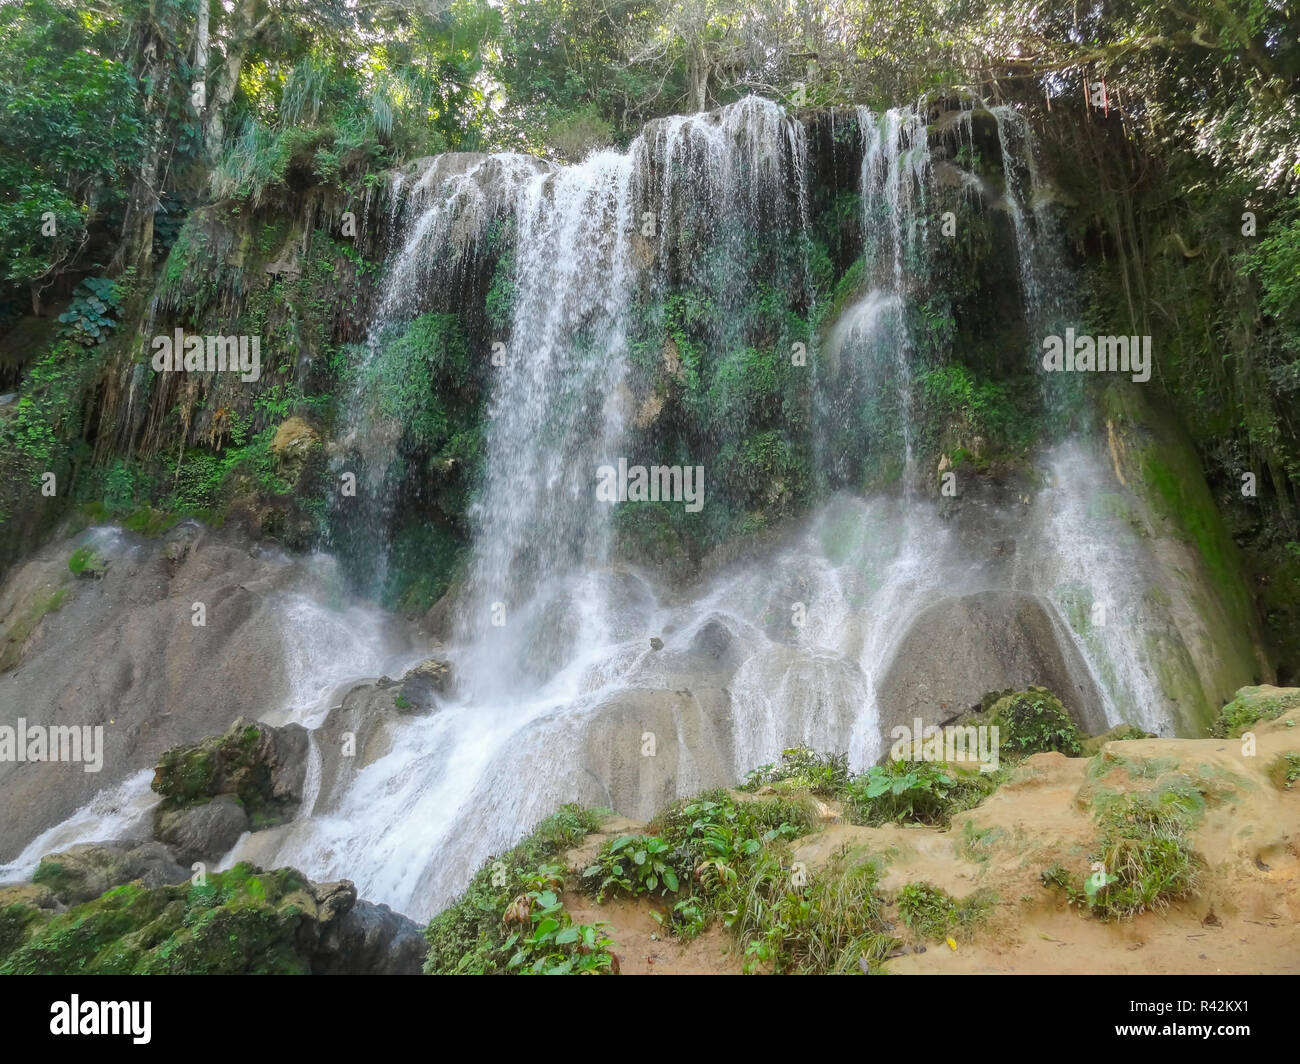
[
  {"left": 0, "top": 861, "right": 427, "bottom": 975},
  {"left": 875, "top": 589, "right": 1107, "bottom": 736},
  {"left": 397, "top": 656, "right": 452, "bottom": 708},
  {"left": 30, "top": 840, "right": 189, "bottom": 905},
  {"left": 154, "top": 795, "right": 250, "bottom": 865},
  {"left": 152, "top": 716, "right": 309, "bottom": 829}
]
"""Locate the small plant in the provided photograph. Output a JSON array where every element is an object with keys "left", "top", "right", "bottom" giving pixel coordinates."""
[
  {"left": 1045, "top": 792, "right": 1200, "bottom": 920},
  {"left": 843, "top": 759, "right": 1003, "bottom": 826},
  {"left": 1040, "top": 863, "right": 1086, "bottom": 906},
  {"left": 503, "top": 879, "right": 617, "bottom": 975},
  {"left": 1267, "top": 751, "right": 1300, "bottom": 790},
  {"left": 896, "top": 882, "right": 994, "bottom": 942},
  {"left": 733, "top": 853, "right": 898, "bottom": 974},
  {"left": 67, "top": 546, "right": 107, "bottom": 577},
  {"left": 582, "top": 834, "right": 680, "bottom": 902},
  {"left": 988, "top": 687, "right": 1082, "bottom": 756},
  {"left": 740, "top": 747, "right": 850, "bottom": 795},
  {"left": 57, "top": 277, "right": 122, "bottom": 346}
]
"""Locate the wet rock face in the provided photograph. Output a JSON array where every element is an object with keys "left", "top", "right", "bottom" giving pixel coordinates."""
[
  {"left": 0, "top": 525, "right": 301, "bottom": 861},
  {"left": 875, "top": 589, "right": 1108, "bottom": 736},
  {"left": 0, "top": 521, "right": 417, "bottom": 865}
]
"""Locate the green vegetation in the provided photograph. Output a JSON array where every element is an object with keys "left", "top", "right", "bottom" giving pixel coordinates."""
[
  {"left": 740, "top": 747, "right": 850, "bottom": 796},
  {"left": 0, "top": 864, "right": 317, "bottom": 974},
  {"left": 987, "top": 687, "right": 1083, "bottom": 757},
  {"left": 0, "top": 584, "right": 67, "bottom": 671},
  {"left": 582, "top": 834, "right": 680, "bottom": 902},
  {"left": 1267, "top": 752, "right": 1300, "bottom": 791},
  {"left": 896, "top": 882, "right": 994, "bottom": 942},
  {"left": 843, "top": 760, "right": 1007, "bottom": 827},
  {"left": 1209, "top": 686, "right": 1300, "bottom": 738},
  {"left": 423, "top": 805, "right": 607, "bottom": 974},
  {"left": 1043, "top": 772, "right": 1212, "bottom": 920},
  {"left": 152, "top": 719, "right": 297, "bottom": 827}
]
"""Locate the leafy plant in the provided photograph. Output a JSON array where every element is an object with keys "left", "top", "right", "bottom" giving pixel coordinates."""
[
  {"left": 503, "top": 878, "right": 616, "bottom": 976},
  {"left": 844, "top": 760, "right": 1003, "bottom": 826},
  {"left": 741, "top": 747, "right": 849, "bottom": 796},
  {"left": 57, "top": 277, "right": 122, "bottom": 346},
  {"left": 582, "top": 834, "right": 680, "bottom": 902},
  {"left": 988, "top": 687, "right": 1083, "bottom": 756}
]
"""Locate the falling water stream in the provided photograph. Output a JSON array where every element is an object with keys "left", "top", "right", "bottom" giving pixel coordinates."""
[{"left": 11, "top": 99, "right": 1196, "bottom": 919}]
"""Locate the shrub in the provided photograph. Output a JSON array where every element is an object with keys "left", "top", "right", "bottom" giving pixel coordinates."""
[
  {"left": 843, "top": 760, "right": 1004, "bottom": 826},
  {"left": 988, "top": 687, "right": 1083, "bottom": 756}
]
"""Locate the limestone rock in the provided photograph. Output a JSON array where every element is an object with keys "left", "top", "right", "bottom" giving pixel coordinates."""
[{"left": 155, "top": 795, "right": 251, "bottom": 865}]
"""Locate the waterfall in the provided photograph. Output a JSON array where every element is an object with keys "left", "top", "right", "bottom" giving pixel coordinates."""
[
  {"left": 9, "top": 97, "right": 1234, "bottom": 922},
  {"left": 455, "top": 149, "right": 638, "bottom": 699},
  {"left": 989, "top": 104, "right": 1075, "bottom": 361},
  {"left": 824, "top": 106, "right": 933, "bottom": 485}
]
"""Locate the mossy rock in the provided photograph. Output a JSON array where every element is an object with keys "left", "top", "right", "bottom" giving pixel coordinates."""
[
  {"left": 1079, "top": 723, "right": 1156, "bottom": 758},
  {"left": 0, "top": 864, "right": 318, "bottom": 975},
  {"left": 1209, "top": 685, "right": 1300, "bottom": 738},
  {"left": 151, "top": 716, "right": 307, "bottom": 826},
  {"left": 987, "top": 686, "right": 1083, "bottom": 756}
]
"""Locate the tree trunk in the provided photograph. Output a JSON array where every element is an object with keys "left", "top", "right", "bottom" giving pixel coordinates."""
[{"left": 205, "top": 0, "right": 269, "bottom": 162}]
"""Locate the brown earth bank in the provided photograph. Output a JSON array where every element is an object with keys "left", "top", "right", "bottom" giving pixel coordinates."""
[{"left": 551, "top": 704, "right": 1299, "bottom": 975}]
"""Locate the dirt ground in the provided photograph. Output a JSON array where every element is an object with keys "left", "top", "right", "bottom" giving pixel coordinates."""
[{"left": 561, "top": 707, "right": 1300, "bottom": 975}]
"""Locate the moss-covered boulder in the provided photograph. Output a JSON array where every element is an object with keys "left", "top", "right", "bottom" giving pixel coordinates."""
[
  {"left": 30, "top": 841, "right": 188, "bottom": 905},
  {"left": 987, "top": 686, "right": 1084, "bottom": 756},
  {"left": 0, "top": 862, "right": 426, "bottom": 975},
  {"left": 152, "top": 717, "right": 308, "bottom": 830},
  {"left": 1209, "top": 685, "right": 1300, "bottom": 738}
]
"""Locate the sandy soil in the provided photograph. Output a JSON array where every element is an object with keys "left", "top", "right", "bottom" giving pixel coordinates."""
[{"left": 561, "top": 706, "right": 1300, "bottom": 974}]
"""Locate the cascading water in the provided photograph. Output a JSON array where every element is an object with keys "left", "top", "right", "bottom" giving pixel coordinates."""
[
  {"left": 455, "top": 149, "right": 638, "bottom": 699},
  {"left": 13, "top": 98, "right": 1226, "bottom": 921},
  {"left": 821, "top": 107, "right": 932, "bottom": 484}
]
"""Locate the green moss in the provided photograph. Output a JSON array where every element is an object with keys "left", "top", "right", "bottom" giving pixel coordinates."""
[
  {"left": 67, "top": 546, "right": 107, "bottom": 576},
  {"left": 30, "top": 860, "right": 69, "bottom": 894},
  {"left": 1210, "top": 686, "right": 1300, "bottom": 737},
  {"left": 121, "top": 506, "right": 181, "bottom": 537},
  {"left": 0, "top": 902, "right": 44, "bottom": 962},
  {"left": 0, "top": 584, "right": 69, "bottom": 672},
  {"left": 152, "top": 719, "right": 295, "bottom": 825},
  {"left": 987, "top": 687, "right": 1083, "bottom": 756},
  {"left": 0, "top": 864, "right": 314, "bottom": 975}
]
